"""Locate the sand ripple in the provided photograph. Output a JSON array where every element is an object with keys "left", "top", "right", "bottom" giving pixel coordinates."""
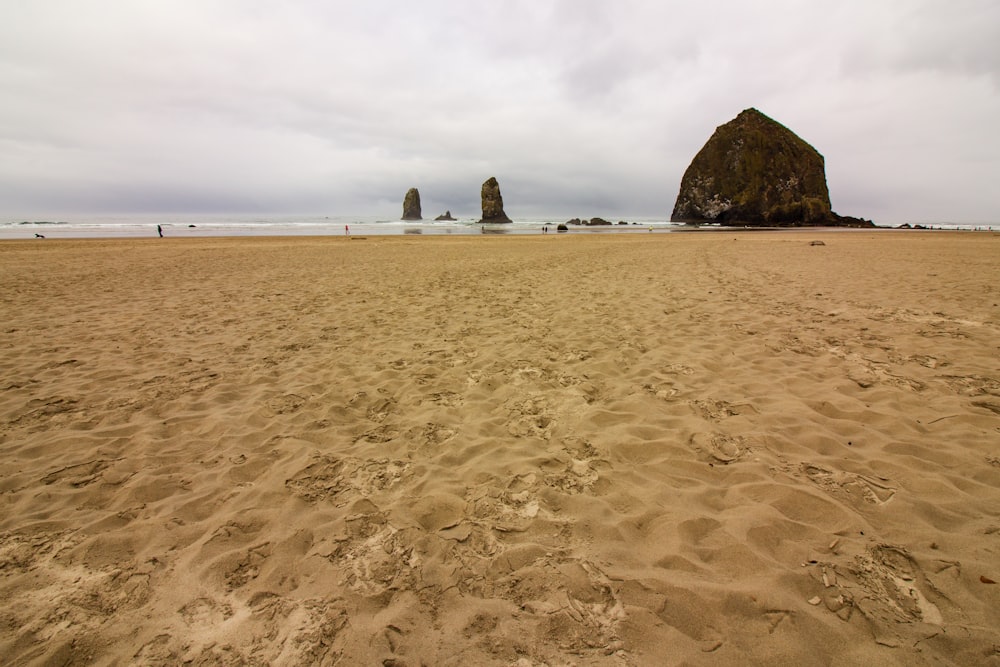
[{"left": 1, "top": 233, "right": 999, "bottom": 664}]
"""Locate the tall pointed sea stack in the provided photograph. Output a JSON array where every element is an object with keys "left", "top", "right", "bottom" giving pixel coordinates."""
[
  {"left": 402, "top": 188, "right": 422, "bottom": 220},
  {"left": 478, "top": 177, "right": 512, "bottom": 223},
  {"left": 671, "top": 108, "right": 872, "bottom": 226}
]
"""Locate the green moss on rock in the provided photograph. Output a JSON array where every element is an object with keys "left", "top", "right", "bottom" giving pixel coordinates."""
[{"left": 671, "top": 109, "right": 872, "bottom": 227}]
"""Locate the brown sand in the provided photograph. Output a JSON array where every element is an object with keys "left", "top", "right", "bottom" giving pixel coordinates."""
[{"left": 1, "top": 231, "right": 998, "bottom": 665}]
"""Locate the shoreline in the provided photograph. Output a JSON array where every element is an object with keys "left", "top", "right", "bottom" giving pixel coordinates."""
[
  {"left": 3, "top": 226, "right": 998, "bottom": 245},
  {"left": 2, "top": 218, "right": 998, "bottom": 241}
]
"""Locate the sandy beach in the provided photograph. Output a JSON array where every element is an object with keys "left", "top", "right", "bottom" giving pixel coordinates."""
[{"left": 1, "top": 231, "right": 998, "bottom": 665}]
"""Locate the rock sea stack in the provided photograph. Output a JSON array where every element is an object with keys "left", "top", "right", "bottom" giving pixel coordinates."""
[
  {"left": 479, "top": 177, "right": 512, "bottom": 223},
  {"left": 671, "top": 108, "right": 873, "bottom": 227},
  {"left": 566, "top": 217, "right": 613, "bottom": 226},
  {"left": 402, "top": 188, "right": 422, "bottom": 220},
  {"left": 435, "top": 211, "right": 456, "bottom": 221}
]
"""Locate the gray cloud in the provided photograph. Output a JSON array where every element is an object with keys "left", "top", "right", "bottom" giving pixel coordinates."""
[{"left": 2, "top": 0, "right": 998, "bottom": 223}]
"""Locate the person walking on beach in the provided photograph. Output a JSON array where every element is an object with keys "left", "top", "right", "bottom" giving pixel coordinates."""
[{"left": 157, "top": 225, "right": 163, "bottom": 238}]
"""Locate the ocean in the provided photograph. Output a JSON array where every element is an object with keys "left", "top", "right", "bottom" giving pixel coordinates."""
[
  {"left": 0, "top": 214, "right": 684, "bottom": 239},
  {"left": 1, "top": 214, "right": 995, "bottom": 239}
]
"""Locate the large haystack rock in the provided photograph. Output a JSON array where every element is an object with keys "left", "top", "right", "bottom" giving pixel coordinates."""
[
  {"left": 671, "top": 108, "right": 872, "bottom": 226},
  {"left": 479, "top": 177, "right": 512, "bottom": 223},
  {"left": 402, "top": 188, "right": 422, "bottom": 220}
]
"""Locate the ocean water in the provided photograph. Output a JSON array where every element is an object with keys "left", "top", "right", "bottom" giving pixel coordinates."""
[
  {"left": 1, "top": 214, "right": 995, "bottom": 239},
  {"left": 0, "top": 214, "right": 686, "bottom": 239}
]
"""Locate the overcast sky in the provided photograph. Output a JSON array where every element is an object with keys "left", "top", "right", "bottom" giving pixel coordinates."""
[{"left": 2, "top": 1, "right": 998, "bottom": 224}]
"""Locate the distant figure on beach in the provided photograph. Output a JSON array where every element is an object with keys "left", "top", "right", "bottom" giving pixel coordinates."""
[
  {"left": 345, "top": 225, "right": 350, "bottom": 236},
  {"left": 157, "top": 225, "right": 163, "bottom": 238}
]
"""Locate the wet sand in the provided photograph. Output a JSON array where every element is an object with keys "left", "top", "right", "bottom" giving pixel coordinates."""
[{"left": 1, "top": 231, "right": 998, "bottom": 665}]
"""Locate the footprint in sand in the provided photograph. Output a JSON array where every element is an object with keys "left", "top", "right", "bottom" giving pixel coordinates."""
[
  {"left": 354, "top": 458, "right": 410, "bottom": 492},
  {"left": 802, "top": 464, "right": 897, "bottom": 506},
  {"left": 133, "top": 634, "right": 179, "bottom": 663},
  {"left": 354, "top": 424, "right": 400, "bottom": 444},
  {"left": 0, "top": 530, "right": 80, "bottom": 573},
  {"left": 41, "top": 458, "right": 120, "bottom": 487},
  {"left": 908, "top": 354, "right": 945, "bottom": 369},
  {"left": 366, "top": 396, "right": 396, "bottom": 422},
  {"left": 426, "top": 390, "right": 463, "bottom": 407},
  {"left": 287, "top": 455, "right": 410, "bottom": 502},
  {"left": 691, "top": 398, "right": 754, "bottom": 422},
  {"left": 285, "top": 456, "right": 348, "bottom": 503},
  {"left": 972, "top": 400, "right": 1000, "bottom": 416},
  {"left": 505, "top": 395, "right": 555, "bottom": 439},
  {"left": 407, "top": 493, "right": 467, "bottom": 532},
  {"left": 334, "top": 501, "right": 417, "bottom": 595},
  {"left": 265, "top": 393, "right": 306, "bottom": 415},
  {"left": 643, "top": 382, "right": 679, "bottom": 401},
  {"left": 11, "top": 396, "right": 81, "bottom": 429},
  {"left": 942, "top": 374, "right": 1000, "bottom": 396},
  {"left": 178, "top": 597, "right": 233, "bottom": 625},
  {"left": 466, "top": 483, "right": 541, "bottom": 533},
  {"left": 805, "top": 542, "right": 945, "bottom": 639},
  {"left": 408, "top": 422, "right": 457, "bottom": 450},
  {"left": 224, "top": 542, "right": 272, "bottom": 590},
  {"left": 850, "top": 544, "right": 943, "bottom": 631},
  {"left": 842, "top": 352, "right": 928, "bottom": 392},
  {"left": 507, "top": 361, "right": 551, "bottom": 384},
  {"left": 526, "top": 559, "right": 626, "bottom": 656},
  {"left": 544, "top": 458, "right": 600, "bottom": 494},
  {"left": 689, "top": 432, "right": 747, "bottom": 464}
]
